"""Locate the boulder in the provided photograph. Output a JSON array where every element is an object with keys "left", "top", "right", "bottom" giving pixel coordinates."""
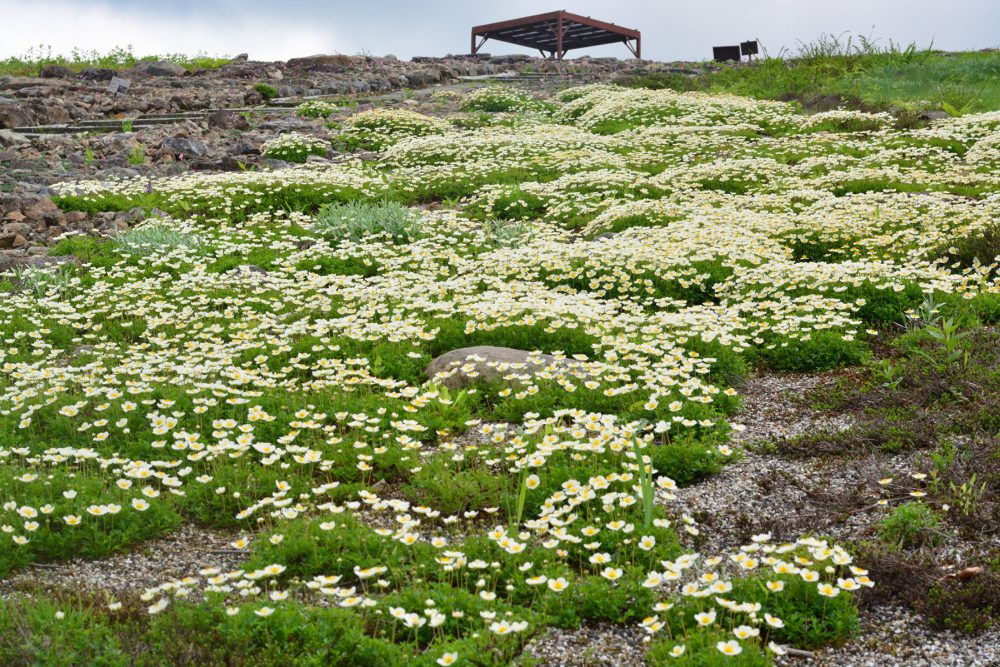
[
  {"left": 287, "top": 54, "right": 353, "bottom": 69},
  {"left": 0, "top": 253, "right": 75, "bottom": 273},
  {"left": 918, "top": 110, "right": 951, "bottom": 122},
  {"left": 78, "top": 67, "right": 117, "bottom": 81},
  {"left": 162, "top": 136, "right": 209, "bottom": 158},
  {"left": 0, "top": 129, "right": 28, "bottom": 147},
  {"left": 132, "top": 60, "right": 186, "bottom": 77},
  {"left": 207, "top": 109, "right": 250, "bottom": 130},
  {"left": 0, "top": 100, "right": 34, "bottom": 128},
  {"left": 39, "top": 65, "right": 74, "bottom": 79},
  {"left": 425, "top": 346, "right": 586, "bottom": 390}
]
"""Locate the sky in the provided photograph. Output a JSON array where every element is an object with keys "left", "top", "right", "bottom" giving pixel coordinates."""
[{"left": 1, "top": 0, "right": 998, "bottom": 63}]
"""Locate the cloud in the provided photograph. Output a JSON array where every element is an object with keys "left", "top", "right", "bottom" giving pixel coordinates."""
[
  {"left": 0, "top": 0, "right": 353, "bottom": 61},
  {"left": 1, "top": 0, "right": 997, "bottom": 62}
]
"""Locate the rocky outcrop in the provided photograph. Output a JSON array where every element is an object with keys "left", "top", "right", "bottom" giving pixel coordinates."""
[
  {"left": 0, "top": 53, "right": 707, "bottom": 129},
  {"left": 426, "top": 346, "right": 587, "bottom": 389}
]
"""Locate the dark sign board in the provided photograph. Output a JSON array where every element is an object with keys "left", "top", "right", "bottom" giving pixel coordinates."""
[
  {"left": 741, "top": 40, "right": 759, "bottom": 56},
  {"left": 713, "top": 46, "right": 741, "bottom": 62}
]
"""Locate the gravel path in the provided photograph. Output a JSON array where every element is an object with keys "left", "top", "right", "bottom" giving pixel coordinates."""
[{"left": 0, "top": 524, "right": 244, "bottom": 598}]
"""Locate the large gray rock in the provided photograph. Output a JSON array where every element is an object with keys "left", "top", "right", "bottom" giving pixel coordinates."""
[
  {"left": 0, "top": 129, "right": 28, "bottom": 147},
  {"left": 132, "top": 60, "right": 186, "bottom": 77},
  {"left": 162, "top": 136, "right": 209, "bottom": 158},
  {"left": 78, "top": 67, "right": 117, "bottom": 81},
  {"left": 39, "top": 65, "right": 74, "bottom": 79},
  {"left": 425, "top": 346, "right": 585, "bottom": 390},
  {"left": 207, "top": 110, "right": 250, "bottom": 130}
]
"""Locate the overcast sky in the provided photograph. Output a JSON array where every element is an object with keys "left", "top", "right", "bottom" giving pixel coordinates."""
[{"left": 2, "top": 0, "right": 998, "bottom": 63}]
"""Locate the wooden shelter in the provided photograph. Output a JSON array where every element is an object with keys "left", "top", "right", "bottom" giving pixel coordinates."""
[{"left": 471, "top": 10, "right": 641, "bottom": 60}]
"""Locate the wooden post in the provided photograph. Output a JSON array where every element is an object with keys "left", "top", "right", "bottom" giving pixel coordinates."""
[{"left": 556, "top": 14, "right": 564, "bottom": 60}]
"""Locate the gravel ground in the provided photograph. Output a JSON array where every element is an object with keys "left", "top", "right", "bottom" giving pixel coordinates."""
[
  {"left": 525, "top": 370, "right": 1000, "bottom": 667},
  {"left": 0, "top": 523, "right": 244, "bottom": 598},
  {"left": 523, "top": 623, "right": 647, "bottom": 667},
  {"left": 777, "top": 605, "right": 1000, "bottom": 667}
]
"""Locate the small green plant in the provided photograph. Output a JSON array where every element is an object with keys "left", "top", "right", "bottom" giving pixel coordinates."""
[
  {"left": 83, "top": 146, "right": 95, "bottom": 164},
  {"left": 11, "top": 264, "right": 75, "bottom": 297},
  {"left": 631, "top": 436, "right": 655, "bottom": 529},
  {"left": 127, "top": 143, "right": 145, "bottom": 165},
  {"left": 113, "top": 224, "right": 202, "bottom": 256},
  {"left": 120, "top": 118, "right": 134, "bottom": 133},
  {"left": 313, "top": 199, "right": 421, "bottom": 243},
  {"left": 875, "top": 358, "right": 904, "bottom": 388},
  {"left": 484, "top": 219, "right": 533, "bottom": 246},
  {"left": 918, "top": 317, "right": 970, "bottom": 370},
  {"left": 253, "top": 83, "right": 278, "bottom": 100},
  {"left": 878, "top": 501, "right": 944, "bottom": 549},
  {"left": 904, "top": 293, "right": 945, "bottom": 333},
  {"left": 947, "top": 475, "right": 988, "bottom": 518}
]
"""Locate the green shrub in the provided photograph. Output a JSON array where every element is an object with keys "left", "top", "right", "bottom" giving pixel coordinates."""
[
  {"left": 112, "top": 224, "right": 203, "bottom": 256},
  {"left": 925, "top": 573, "right": 1000, "bottom": 635},
  {"left": 336, "top": 108, "right": 448, "bottom": 151},
  {"left": 459, "top": 86, "right": 548, "bottom": 113},
  {"left": 313, "top": 199, "right": 421, "bottom": 242},
  {"left": 756, "top": 331, "right": 869, "bottom": 371},
  {"left": 879, "top": 501, "right": 944, "bottom": 549},
  {"left": 937, "top": 223, "right": 1000, "bottom": 273},
  {"left": 260, "top": 132, "right": 330, "bottom": 163},
  {"left": 253, "top": 83, "right": 278, "bottom": 100}
]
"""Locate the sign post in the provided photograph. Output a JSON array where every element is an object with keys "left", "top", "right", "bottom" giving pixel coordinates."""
[{"left": 108, "top": 76, "right": 131, "bottom": 99}]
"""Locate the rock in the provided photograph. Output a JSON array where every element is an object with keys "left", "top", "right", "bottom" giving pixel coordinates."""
[
  {"left": 0, "top": 129, "right": 28, "bottom": 147},
  {"left": 3, "top": 254, "right": 75, "bottom": 272},
  {"left": 207, "top": 110, "right": 250, "bottom": 130},
  {"left": 162, "top": 136, "right": 209, "bottom": 158},
  {"left": 96, "top": 167, "right": 141, "bottom": 179},
  {"left": 0, "top": 231, "right": 28, "bottom": 249},
  {"left": 39, "top": 65, "right": 74, "bottom": 79},
  {"left": 228, "top": 140, "right": 260, "bottom": 156},
  {"left": 233, "top": 53, "right": 249, "bottom": 62},
  {"left": 132, "top": 60, "right": 186, "bottom": 77},
  {"left": 425, "top": 346, "right": 586, "bottom": 390},
  {"left": 78, "top": 67, "right": 118, "bottom": 81},
  {"left": 918, "top": 110, "right": 951, "bottom": 121},
  {"left": 261, "top": 158, "right": 290, "bottom": 170},
  {"left": 2, "top": 77, "right": 65, "bottom": 91},
  {"left": 286, "top": 54, "right": 353, "bottom": 69},
  {"left": 217, "top": 156, "right": 252, "bottom": 171},
  {"left": 0, "top": 100, "right": 35, "bottom": 128},
  {"left": 231, "top": 264, "right": 267, "bottom": 274}
]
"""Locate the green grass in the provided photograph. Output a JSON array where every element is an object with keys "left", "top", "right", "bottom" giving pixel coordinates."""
[
  {"left": 0, "top": 45, "right": 231, "bottom": 77},
  {"left": 619, "top": 35, "right": 1000, "bottom": 113}
]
